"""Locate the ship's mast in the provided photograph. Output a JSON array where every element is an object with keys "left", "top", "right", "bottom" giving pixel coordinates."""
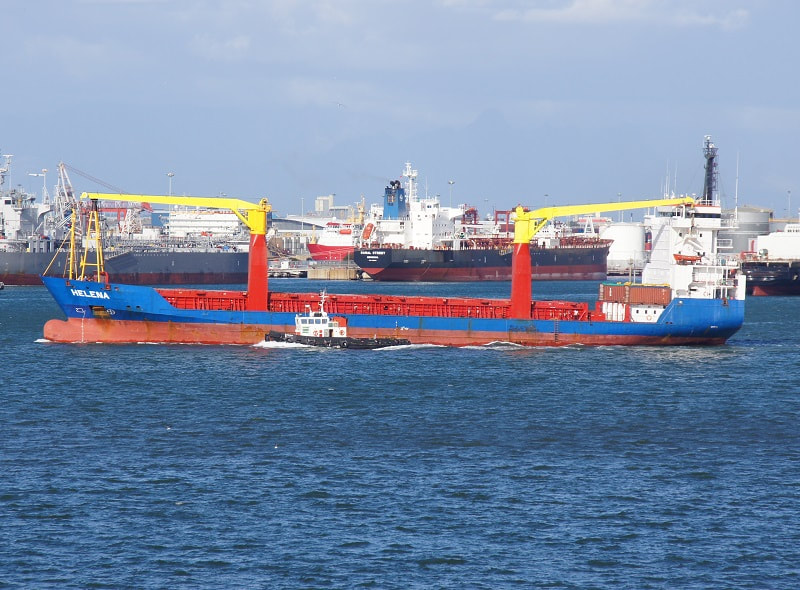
[
  {"left": 402, "top": 162, "right": 418, "bottom": 201},
  {"left": 702, "top": 135, "right": 718, "bottom": 205},
  {"left": 80, "top": 198, "right": 106, "bottom": 282}
]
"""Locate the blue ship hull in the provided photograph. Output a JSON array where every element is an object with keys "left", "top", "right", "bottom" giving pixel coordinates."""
[{"left": 41, "top": 277, "right": 744, "bottom": 346}]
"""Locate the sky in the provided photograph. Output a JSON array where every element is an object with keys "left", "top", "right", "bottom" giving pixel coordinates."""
[{"left": 4, "top": 0, "right": 799, "bottom": 219}]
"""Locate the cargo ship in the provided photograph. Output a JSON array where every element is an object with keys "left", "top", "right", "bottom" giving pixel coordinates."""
[
  {"left": 0, "top": 158, "right": 250, "bottom": 285},
  {"left": 740, "top": 223, "right": 800, "bottom": 295},
  {"left": 41, "top": 188, "right": 745, "bottom": 346}
]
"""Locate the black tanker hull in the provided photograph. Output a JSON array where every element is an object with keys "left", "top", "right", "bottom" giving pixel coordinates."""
[
  {"left": 742, "top": 260, "right": 800, "bottom": 296},
  {"left": 354, "top": 245, "right": 609, "bottom": 281},
  {"left": 0, "top": 250, "right": 249, "bottom": 286}
]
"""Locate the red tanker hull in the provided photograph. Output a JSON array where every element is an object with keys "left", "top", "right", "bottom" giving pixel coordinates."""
[{"left": 307, "top": 243, "right": 354, "bottom": 261}]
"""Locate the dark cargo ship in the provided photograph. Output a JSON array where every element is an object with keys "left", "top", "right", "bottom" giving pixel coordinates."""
[
  {"left": 739, "top": 223, "right": 800, "bottom": 296},
  {"left": 354, "top": 238, "right": 611, "bottom": 281},
  {"left": 741, "top": 260, "right": 800, "bottom": 296}
]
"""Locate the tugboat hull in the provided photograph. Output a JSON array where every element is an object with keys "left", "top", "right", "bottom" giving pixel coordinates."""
[{"left": 265, "top": 330, "right": 410, "bottom": 349}]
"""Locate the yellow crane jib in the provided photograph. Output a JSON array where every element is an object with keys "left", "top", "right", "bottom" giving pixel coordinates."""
[
  {"left": 79, "top": 192, "right": 272, "bottom": 235},
  {"left": 513, "top": 196, "right": 695, "bottom": 244}
]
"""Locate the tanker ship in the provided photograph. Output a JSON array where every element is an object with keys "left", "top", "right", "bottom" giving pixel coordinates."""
[
  {"left": 304, "top": 162, "right": 610, "bottom": 278},
  {"left": 353, "top": 163, "right": 610, "bottom": 281},
  {"left": 306, "top": 198, "right": 367, "bottom": 261}
]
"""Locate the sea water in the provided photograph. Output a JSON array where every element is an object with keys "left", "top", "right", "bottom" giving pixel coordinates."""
[{"left": 2, "top": 280, "right": 799, "bottom": 589}]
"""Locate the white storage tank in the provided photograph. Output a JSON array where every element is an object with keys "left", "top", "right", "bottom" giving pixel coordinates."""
[
  {"left": 720, "top": 206, "right": 772, "bottom": 253},
  {"left": 599, "top": 222, "right": 646, "bottom": 276}
]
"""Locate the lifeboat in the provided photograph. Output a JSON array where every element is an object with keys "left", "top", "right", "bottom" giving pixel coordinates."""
[
  {"left": 362, "top": 223, "right": 375, "bottom": 240},
  {"left": 673, "top": 253, "right": 702, "bottom": 264}
]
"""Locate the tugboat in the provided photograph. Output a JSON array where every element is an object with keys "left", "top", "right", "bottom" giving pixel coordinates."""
[{"left": 266, "top": 292, "right": 410, "bottom": 349}]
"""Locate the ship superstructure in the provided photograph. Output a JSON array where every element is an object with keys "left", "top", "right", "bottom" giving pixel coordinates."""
[
  {"left": 643, "top": 136, "right": 742, "bottom": 302},
  {"left": 0, "top": 155, "right": 65, "bottom": 253},
  {"left": 365, "top": 162, "right": 468, "bottom": 249}
]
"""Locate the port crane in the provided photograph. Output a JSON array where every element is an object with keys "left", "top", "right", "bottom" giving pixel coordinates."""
[{"left": 77, "top": 193, "right": 272, "bottom": 309}]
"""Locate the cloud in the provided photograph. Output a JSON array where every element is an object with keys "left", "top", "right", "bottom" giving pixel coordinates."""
[
  {"left": 492, "top": 0, "right": 749, "bottom": 30},
  {"left": 21, "top": 34, "right": 130, "bottom": 80},
  {"left": 727, "top": 105, "right": 800, "bottom": 133},
  {"left": 77, "top": 0, "right": 169, "bottom": 4},
  {"left": 189, "top": 34, "right": 252, "bottom": 61}
]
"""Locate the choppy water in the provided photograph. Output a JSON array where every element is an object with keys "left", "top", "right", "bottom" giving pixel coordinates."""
[{"left": 2, "top": 280, "right": 799, "bottom": 589}]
